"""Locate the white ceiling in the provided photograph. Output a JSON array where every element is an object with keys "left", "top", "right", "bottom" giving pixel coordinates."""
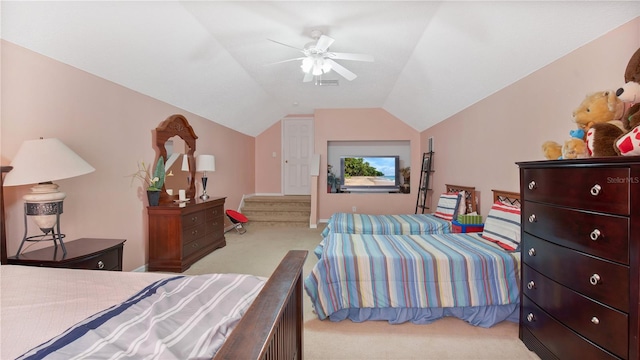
[{"left": 2, "top": 1, "right": 639, "bottom": 136}]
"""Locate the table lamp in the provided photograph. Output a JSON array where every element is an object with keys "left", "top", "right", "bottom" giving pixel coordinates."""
[
  {"left": 3, "top": 138, "right": 95, "bottom": 256},
  {"left": 196, "top": 155, "right": 215, "bottom": 200}
]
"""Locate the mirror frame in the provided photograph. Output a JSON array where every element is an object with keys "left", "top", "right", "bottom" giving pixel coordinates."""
[{"left": 154, "top": 114, "right": 198, "bottom": 205}]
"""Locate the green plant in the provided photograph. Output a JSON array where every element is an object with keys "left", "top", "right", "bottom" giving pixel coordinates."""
[
  {"left": 129, "top": 158, "right": 166, "bottom": 191},
  {"left": 400, "top": 166, "right": 410, "bottom": 179}
]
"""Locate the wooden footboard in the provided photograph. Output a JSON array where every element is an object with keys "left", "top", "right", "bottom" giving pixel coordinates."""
[{"left": 214, "top": 250, "right": 308, "bottom": 360}]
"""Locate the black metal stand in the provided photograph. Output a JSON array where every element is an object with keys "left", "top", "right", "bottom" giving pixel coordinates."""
[
  {"left": 16, "top": 200, "right": 66, "bottom": 257},
  {"left": 200, "top": 175, "right": 210, "bottom": 200}
]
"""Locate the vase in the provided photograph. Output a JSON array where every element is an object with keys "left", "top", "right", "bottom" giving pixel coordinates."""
[{"left": 147, "top": 190, "right": 161, "bottom": 206}]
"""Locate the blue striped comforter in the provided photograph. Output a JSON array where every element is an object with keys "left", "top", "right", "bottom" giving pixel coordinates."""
[
  {"left": 305, "top": 232, "right": 520, "bottom": 323},
  {"left": 18, "top": 274, "right": 265, "bottom": 360},
  {"left": 321, "top": 213, "right": 452, "bottom": 237}
]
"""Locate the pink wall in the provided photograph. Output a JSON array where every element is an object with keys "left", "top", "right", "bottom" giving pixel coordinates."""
[
  {"left": 420, "top": 18, "right": 640, "bottom": 216},
  {"left": 314, "top": 108, "right": 421, "bottom": 220},
  {"left": 254, "top": 120, "right": 282, "bottom": 194},
  {"left": 1, "top": 40, "right": 255, "bottom": 271}
]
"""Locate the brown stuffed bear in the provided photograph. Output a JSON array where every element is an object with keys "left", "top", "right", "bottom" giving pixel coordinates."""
[
  {"left": 578, "top": 90, "right": 628, "bottom": 157},
  {"left": 614, "top": 47, "right": 640, "bottom": 156},
  {"left": 543, "top": 90, "right": 624, "bottom": 160},
  {"left": 573, "top": 90, "right": 625, "bottom": 132}
]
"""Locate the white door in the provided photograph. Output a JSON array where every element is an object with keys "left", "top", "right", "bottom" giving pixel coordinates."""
[{"left": 283, "top": 118, "right": 313, "bottom": 195}]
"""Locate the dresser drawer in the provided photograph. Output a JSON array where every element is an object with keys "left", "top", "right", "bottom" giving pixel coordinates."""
[
  {"left": 523, "top": 264, "right": 628, "bottom": 358},
  {"left": 522, "top": 168, "right": 630, "bottom": 215},
  {"left": 69, "top": 247, "right": 121, "bottom": 270},
  {"left": 182, "top": 222, "right": 207, "bottom": 244},
  {"left": 182, "top": 233, "right": 218, "bottom": 259},
  {"left": 523, "top": 201, "right": 629, "bottom": 264},
  {"left": 523, "top": 234, "right": 629, "bottom": 312},
  {"left": 522, "top": 296, "right": 620, "bottom": 360},
  {"left": 182, "top": 210, "right": 205, "bottom": 228},
  {"left": 205, "top": 205, "right": 224, "bottom": 220}
]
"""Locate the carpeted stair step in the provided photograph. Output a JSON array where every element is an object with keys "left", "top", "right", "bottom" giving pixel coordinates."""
[{"left": 241, "top": 195, "right": 310, "bottom": 227}]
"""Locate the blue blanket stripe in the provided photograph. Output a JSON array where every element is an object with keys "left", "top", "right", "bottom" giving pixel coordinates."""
[
  {"left": 321, "top": 213, "right": 452, "bottom": 237},
  {"left": 22, "top": 276, "right": 184, "bottom": 360},
  {"left": 305, "top": 233, "right": 520, "bottom": 320}
]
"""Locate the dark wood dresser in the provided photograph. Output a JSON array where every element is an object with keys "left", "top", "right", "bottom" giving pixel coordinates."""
[
  {"left": 7, "top": 238, "right": 125, "bottom": 271},
  {"left": 147, "top": 197, "right": 226, "bottom": 272},
  {"left": 518, "top": 158, "right": 640, "bottom": 360}
]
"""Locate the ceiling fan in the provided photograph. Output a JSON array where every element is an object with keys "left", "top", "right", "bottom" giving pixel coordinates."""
[{"left": 268, "top": 30, "right": 374, "bottom": 83}]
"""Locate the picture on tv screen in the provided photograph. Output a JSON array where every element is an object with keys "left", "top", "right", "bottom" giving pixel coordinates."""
[{"left": 340, "top": 156, "right": 400, "bottom": 190}]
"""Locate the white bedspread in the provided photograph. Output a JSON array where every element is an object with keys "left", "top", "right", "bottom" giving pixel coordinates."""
[{"left": 1, "top": 266, "right": 171, "bottom": 359}]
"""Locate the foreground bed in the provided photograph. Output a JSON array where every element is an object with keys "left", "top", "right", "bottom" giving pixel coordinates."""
[
  {"left": 0, "top": 250, "right": 307, "bottom": 360},
  {"left": 306, "top": 190, "right": 521, "bottom": 328},
  {"left": 321, "top": 184, "right": 477, "bottom": 237}
]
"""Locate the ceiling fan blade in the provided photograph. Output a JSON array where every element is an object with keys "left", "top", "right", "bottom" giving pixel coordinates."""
[
  {"left": 268, "top": 38, "right": 305, "bottom": 53},
  {"left": 328, "top": 52, "right": 374, "bottom": 62},
  {"left": 264, "top": 57, "right": 305, "bottom": 66},
  {"left": 303, "top": 72, "right": 314, "bottom": 83},
  {"left": 326, "top": 59, "right": 357, "bottom": 81},
  {"left": 315, "top": 35, "right": 335, "bottom": 52}
]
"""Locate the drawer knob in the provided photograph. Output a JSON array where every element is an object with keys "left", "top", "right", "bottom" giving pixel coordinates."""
[
  {"left": 528, "top": 214, "right": 537, "bottom": 223},
  {"left": 590, "top": 229, "right": 601, "bottom": 241},
  {"left": 191, "top": 216, "right": 198, "bottom": 223},
  {"left": 528, "top": 248, "right": 536, "bottom": 257},
  {"left": 589, "top": 274, "right": 601, "bottom": 285},
  {"left": 591, "top": 317, "right": 600, "bottom": 325},
  {"left": 527, "top": 281, "right": 535, "bottom": 290},
  {"left": 192, "top": 230, "right": 198, "bottom": 236},
  {"left": 590, "top": 184, "right": 602, "bottom": 196},
  {"left": 97, "top": 260, "right": 105, "bottom": 269},
  {"left": 526, "top": 313, "right": 535, "bottom": 322},
  {"left": 528, "top": 181, "right": 536, "bottom": 190}
]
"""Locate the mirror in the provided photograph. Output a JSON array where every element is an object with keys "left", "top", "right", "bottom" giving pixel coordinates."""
[
  {"left": 163, "top": 138, "right": 191, "bottom": 193},
  {"left": 154, "top": 114, "right": 198, "bottom": 205}
]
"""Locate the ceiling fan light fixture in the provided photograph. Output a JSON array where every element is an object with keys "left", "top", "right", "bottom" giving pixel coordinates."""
[{"left": 301, "top": 57, "right": 313, "bottom": 73}]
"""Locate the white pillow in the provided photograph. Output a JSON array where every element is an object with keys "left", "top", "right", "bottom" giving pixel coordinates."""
[
  {"left": 434, "top": 193, "right": 461, "bottom": 221},
  {"left": 481, "top": 201, "right": 521, "bottom": 251},
  {"left": 457, "top": 190, "right": 467, "bottom": 216}
]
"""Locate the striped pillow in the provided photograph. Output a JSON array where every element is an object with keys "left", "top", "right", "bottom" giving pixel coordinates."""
[
  {"left": 433, "top": 193, "right": 461, "bottom": 221},
  {"left": 482, "top": 201, "right": 521, "bottom": 251}
]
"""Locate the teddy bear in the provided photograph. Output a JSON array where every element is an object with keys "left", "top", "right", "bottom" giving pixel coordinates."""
[
  {"left": 542, "top": 90, "right": 624, "bottom": 160},
  {"left": 572, "top": 90, "right": 625, "bottom": 132},
  {"left": 613, "top": 47, "right": 640, "bottom": 156},
  {"left": 542, "top": 129, "right": 588, "bottom": 160},
  {"left": 578, "top": 90, "right": 629, "bottom": 157}
]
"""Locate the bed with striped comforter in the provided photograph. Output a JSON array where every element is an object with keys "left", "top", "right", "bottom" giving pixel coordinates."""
[
  {"left": 304, "top": 232, "right": 520, "bottom": 327},
  {"left": 321, "top": 212, "right": 452, "bottom": 237},
  {"left": 17, "top": 273, "right": 265, "bottom": 360}
]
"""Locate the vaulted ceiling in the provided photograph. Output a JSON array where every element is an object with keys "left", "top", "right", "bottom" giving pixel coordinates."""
[{"left": 2, "top": 1, "right": 639, "bottom": 136}]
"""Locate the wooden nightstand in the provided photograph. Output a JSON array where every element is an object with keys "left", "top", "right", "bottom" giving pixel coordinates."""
[{"left": 7, "top": 238, "right": 125, "bottom": 271}]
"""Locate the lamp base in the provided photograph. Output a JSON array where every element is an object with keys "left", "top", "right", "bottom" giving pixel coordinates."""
[
  {"left": 200, "top": 193, "right": 210, "bottom": 200},
  {"left": 16, "top": 200, "right": 67, "bottom": 257}
]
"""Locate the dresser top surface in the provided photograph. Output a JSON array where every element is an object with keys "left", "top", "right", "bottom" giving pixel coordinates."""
[
  {"left": 7, "top": 238, "right": 125, "bottom": 263},
  {"left": 518, "top": 156, "right": 640, "bottom": 168}
]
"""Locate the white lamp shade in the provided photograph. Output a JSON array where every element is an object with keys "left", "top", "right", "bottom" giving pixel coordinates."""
[
  {"left": 196, "top": 155, "right": 215, "bottom": 172},
  {"left": 181, "top": 154, "right": 190, "bottom": 171},
  {"left": 4, "top": 138, "right": 95, "bottom": 186}
]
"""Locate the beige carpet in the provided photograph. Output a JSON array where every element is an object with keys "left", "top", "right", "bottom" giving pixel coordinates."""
[{"left": 185, "top": 224, "right": 541, "bottom": 360}]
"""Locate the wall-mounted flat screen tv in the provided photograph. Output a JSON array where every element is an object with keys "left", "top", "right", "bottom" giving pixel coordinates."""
[{"left": 339, "top": 155, "right": 400, "bottom": 192}]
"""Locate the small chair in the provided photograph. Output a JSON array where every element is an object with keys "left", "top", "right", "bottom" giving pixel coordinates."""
[{"left": 226, "top": 209, "right": 248, "bottom": 234}]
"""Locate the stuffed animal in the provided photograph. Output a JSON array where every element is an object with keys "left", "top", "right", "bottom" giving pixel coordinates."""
[
  {"left": 614, "top": 48, "right": 640, "bottom": 156},
  {"left": 542, "top": 129, "right": 588, "bottom": 159},
  {"left": 572, "top": 90, "right": 625, "bottom": 132},
  {"left": 586, "top": 120, "right": 626, "bottom": 157},
  {"left": 578, "top": 90, "right": 630, "bottom": 157}
]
